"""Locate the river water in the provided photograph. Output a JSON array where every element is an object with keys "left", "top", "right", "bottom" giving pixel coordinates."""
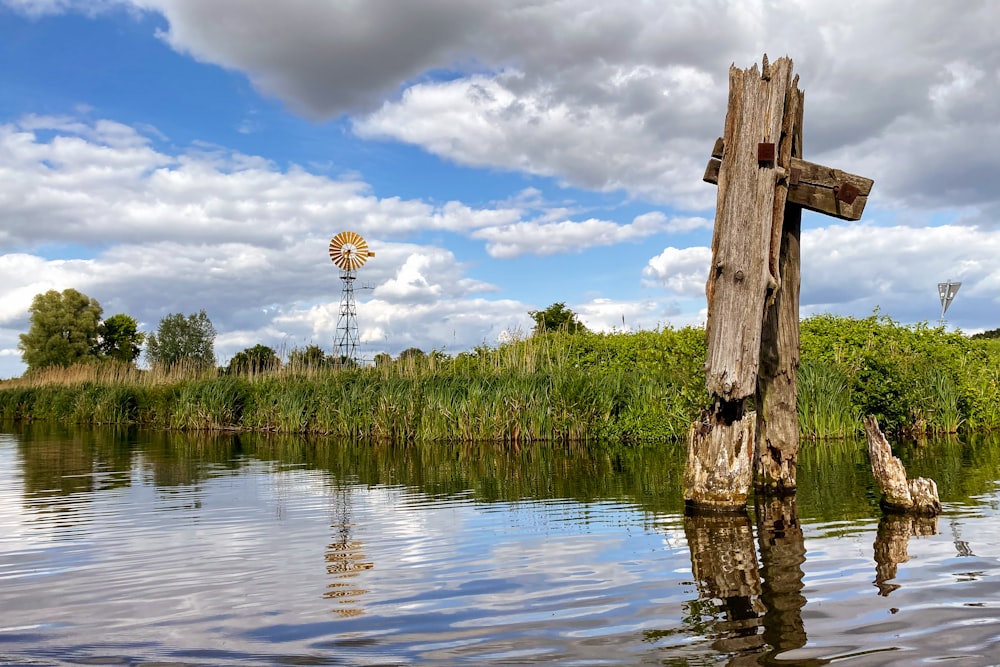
[{"left": 2, "top": 425, "right": 1000, "bottom": 666}]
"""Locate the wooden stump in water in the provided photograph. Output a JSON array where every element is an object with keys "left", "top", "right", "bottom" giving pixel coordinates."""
[
  {"left": 684, "top": 404, "right": 756, "bottom": 512},
  {"left": 863, "top": 416, "right": 941, "bottom": 515}
]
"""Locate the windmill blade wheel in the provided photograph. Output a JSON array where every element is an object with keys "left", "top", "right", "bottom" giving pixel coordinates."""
[{"left": 329, "top": 231, "right": 374, "bottom": 271}]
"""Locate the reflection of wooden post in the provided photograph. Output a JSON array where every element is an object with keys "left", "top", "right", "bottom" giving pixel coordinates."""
[
  {"left": 863, "top": 416, "right": 941, "bottom": 515},
  {"left": 756, "top": 496, "right": 807, "bottom": 654},
  {"left": 873, "top": 514, "right": 938, "bottom": 596},
  {"left": 684, "top": 513, "right": 764, "bottom": 654}
]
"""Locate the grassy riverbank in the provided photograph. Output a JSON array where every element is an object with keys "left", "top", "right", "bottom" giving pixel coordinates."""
[{"left": 2, "top": 314, "right": 999, "bottom": 441}]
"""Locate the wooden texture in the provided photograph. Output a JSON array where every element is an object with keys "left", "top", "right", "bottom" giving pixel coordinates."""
[
  {"left": 863, "top": 416, "right": 941, "bottom": 515},
  {"left": 755, "top": 86, "right": 803, "bottom": 493},
  {"left": 684, "top": 407, "right": 756, "bottom": 510},
  {"left": 703, "top": 155, "right": 872, "bottom": 221},
  {"left": 704, "top": 56, "right": 794, "bottom": 402}
]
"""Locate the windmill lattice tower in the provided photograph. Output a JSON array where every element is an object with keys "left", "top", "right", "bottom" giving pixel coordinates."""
[{"left": 328, "top": 231, "right": 375, "bottom": 364}]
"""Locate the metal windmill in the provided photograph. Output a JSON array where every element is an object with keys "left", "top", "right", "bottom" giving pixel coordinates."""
[{"left": 328, "top": 231, "right": 375, "bottom": 364}]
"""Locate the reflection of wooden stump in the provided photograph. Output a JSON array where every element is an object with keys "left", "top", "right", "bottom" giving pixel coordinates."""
[
  {"left": 684, "top": 406, "right": 756, "bottom": 512},
  {"left": 684, "top": 512, "right": 765, "bottom": 654},
  {"left": 863, "top": 416, "right": 941, "bottom": 515},
  {"left": 756, "top": 496, "right": 807, "bottom": 652},
  {"left": 873, "top": 514, "right": 938, "bottom": 596}
]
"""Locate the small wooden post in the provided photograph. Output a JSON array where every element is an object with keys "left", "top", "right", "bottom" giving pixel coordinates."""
[{"left": 863, "top": 416, "right": 941, "bottom": 515}]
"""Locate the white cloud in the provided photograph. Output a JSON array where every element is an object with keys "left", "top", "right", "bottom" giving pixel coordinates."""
[
  {"left": 356, "top": 74, "right": 715, "bottom": 208},
  {"left": 643, "top": 247, "right": 711, "bottom": 297},
  {"left": 574, "top": 297, "right": 674, "bottom": 333},
  {"left": 0, "top": 117, "right": 532, "bottom": 252},
  {"left": 4, "top": 1, "right": 1000, "bottom": 376},
  {"left": 7, "top": 1, "right": 1000, "bottom": 213},
  {"left": 644, "top": 222, "right": 1000, "bottom": 330},
  {"left": 0, "top": 116, "right": 543, "bottom": 377},
  {"left": 472, "top": 212, "right": 672, "bottom": 259}
]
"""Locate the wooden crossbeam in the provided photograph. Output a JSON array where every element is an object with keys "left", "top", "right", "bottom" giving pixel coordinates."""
[{"left": 703, "top": 139, "right": 873, "bottom": 222}]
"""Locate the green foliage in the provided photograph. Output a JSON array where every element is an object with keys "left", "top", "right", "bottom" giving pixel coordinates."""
[
  {"left": 146, "top": 310, "right": 216, "bottom": 371},
  {"left": 287, "top": 344, "right": 331, "bottom": 370},
  {"left": 7, "top": 311, "right": 1000, "bottom": 441},
  {"left": 171, "top": 376, "right": 250, "bottom": 430},
  {"left": 800, "top": 312, "right": 975, "bottom": 435},
  {"left": 797, "top": 360, "right": 856, "bottom": 439},
  {"left": 226, "top": 344, "right": 280, "bottom": 375},
  {"left": 98, "top": 314, "right": 144, "bottom": 363},
  {"left": 529, "top": 302, "right": 587, "bottom": 334},
  {"left": 971, "top": 328, "right": 1000, "bottom": 340},
  {"left": 19, "top": 289, "right": 103, "bottom": 370}
]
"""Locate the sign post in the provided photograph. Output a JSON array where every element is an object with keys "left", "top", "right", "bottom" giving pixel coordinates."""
[{"left": 937, "top": 281, "right": 961, "bottom": 328}]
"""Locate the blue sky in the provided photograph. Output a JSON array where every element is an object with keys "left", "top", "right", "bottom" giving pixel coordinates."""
[{"left": 1, "top": 1, "right": 999, "bottom": 377}]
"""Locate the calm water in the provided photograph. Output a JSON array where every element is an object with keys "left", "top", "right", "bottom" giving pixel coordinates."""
[{"left": 3, "top": 426, "right": 1000, "bottom": 666}]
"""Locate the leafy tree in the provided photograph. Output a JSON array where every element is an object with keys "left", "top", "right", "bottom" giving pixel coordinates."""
[
  {"left": 98, "top": 314, "right": 144, "bottom": 363},
  {"left": 373, "top": 352, "right": 392, "bottom": 367},
  {"left": 146, "top": 310, "right": 216, "bottom": 370},
  {"left": 19, "top": 289, "right": 103, "bottom": 370},
  {"left": 529, "top": 302, "right": 588, "bottom": 334},
  {"left": 288, "top": 344, "right": 330, "bottom": 370},
  {"left": 972, "top": 328, "right": 1000, "bottom": 340},
  {"left": 227, "top": 344, "right": 281, "bottom": 375},
  {"left": 398, "top": 347, "right": 426, "bottom": 362}
]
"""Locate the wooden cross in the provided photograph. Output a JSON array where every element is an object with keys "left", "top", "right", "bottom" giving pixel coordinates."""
[{"left": 684, "top": 55, "right": 874, "bottom": 512}]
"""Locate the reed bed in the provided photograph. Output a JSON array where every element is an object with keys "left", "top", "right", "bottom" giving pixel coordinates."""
[{"left": 4, "top": 315, "right": 1000, "bottom": 441}]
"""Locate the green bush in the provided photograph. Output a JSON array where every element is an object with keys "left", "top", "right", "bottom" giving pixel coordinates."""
[{"left": 3, "top": 314, "right": 1000, "bottom": 440}]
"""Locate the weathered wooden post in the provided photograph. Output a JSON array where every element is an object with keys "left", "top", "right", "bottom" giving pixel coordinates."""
[
  {"left": 689, "top": 55, "right": 874, "bottom": 511},
  {"left": 863, "top": 416, "right": 941, "bottom": 515}
]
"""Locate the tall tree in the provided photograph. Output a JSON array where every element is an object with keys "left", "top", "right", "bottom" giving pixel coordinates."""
[
  {"left": 98, "top": 313, "right": 145, "bottom": 363},
  {"left": 19, "top": 289, "right": 103, "bottom": 370},
  {"left": 146, "top": 310, "right": 217, "bottom": 370},
  {"left": 529, "top": 302, "right": 588, "bottom": 334},
  {"left": 227, "top": 344, "right": 281, "bottom": 375}
]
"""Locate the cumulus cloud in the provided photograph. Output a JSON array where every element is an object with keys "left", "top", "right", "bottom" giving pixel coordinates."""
[
  {"left": 8, "top": 1, "right": 1000, "bottom": 212},
  {"left": 573, "top": 297, "right": 676, "bottom": 333},
  {"left": 3, "top": 0, "right": 1000, "bottom": 376},
  {"left": 0, "top": 115, "right": 542, "bottom": 375},
  {"left": 801, "top": 223, "right": 1000, "bottom": 323},
  {"left": 643, "top": 247, "right": 711, "bottom": 297},
  {"left": 644, "top": 224, "right": 1000, "bottom": 330},
  {"left": 0, "top": 117, "right": 533, "bottom": 251},
  {"left": 472, "top": 212, "right": 673, "bottom": 259},
  {"left": 355, "top": 74, "right": 716, "bottom": 208}
]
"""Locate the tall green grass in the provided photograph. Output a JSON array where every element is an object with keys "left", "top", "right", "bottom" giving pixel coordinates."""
[
  {"left": 797, "top": 360, "right": 856, "bottom": 439},
  {"left": 4, "top": 315, "right": 1000, "bottom": 440}
]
